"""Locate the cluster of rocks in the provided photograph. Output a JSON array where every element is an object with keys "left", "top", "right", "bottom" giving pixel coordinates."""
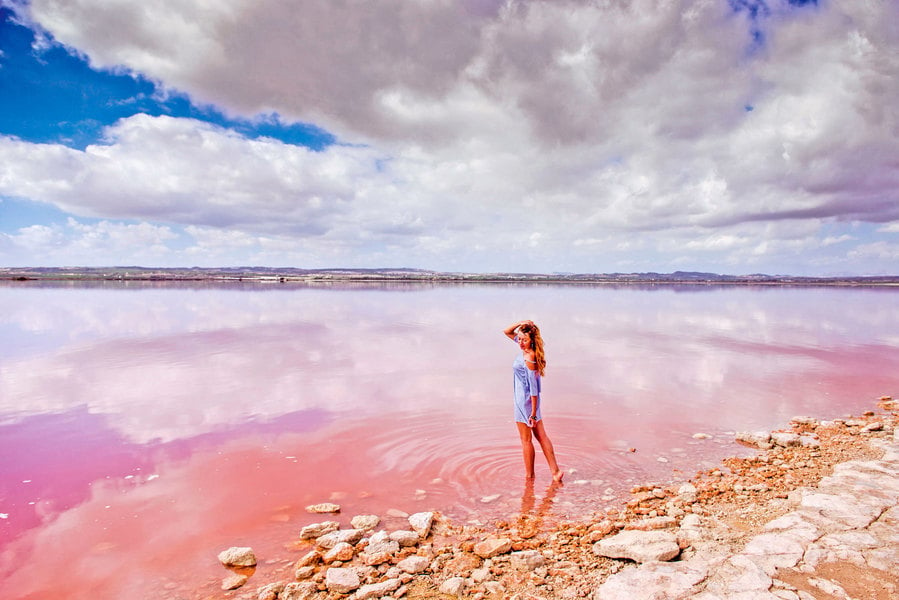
[{"left": 214, "top": 403, "right": 897, "bottom": 600}]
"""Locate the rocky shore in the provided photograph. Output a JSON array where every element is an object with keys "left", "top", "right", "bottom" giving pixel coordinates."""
[{"left": 219, "top": 398, "right": 898, "bottom": 600}]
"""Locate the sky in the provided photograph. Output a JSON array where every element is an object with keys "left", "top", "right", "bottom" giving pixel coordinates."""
[{"left": 0, "top": 0, "right": 897, "bottom": 275}]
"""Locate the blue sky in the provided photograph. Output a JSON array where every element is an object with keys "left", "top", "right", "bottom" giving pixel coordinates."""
[{"left": 0, "top": 0, "right": 896, "bottom": 274}]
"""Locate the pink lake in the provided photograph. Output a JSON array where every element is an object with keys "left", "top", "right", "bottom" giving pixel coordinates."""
[{"left": 1, "top": 281, "right": 897, "bottom": 599}]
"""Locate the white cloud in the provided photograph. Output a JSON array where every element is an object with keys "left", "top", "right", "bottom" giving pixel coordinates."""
[{"left": 3, "top": 0, "right": 898, "bottom": 273}]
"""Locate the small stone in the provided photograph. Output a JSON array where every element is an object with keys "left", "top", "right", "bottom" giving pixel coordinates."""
[
  {"left": 325, "top": 567, "right": 361, "bottom": 594},
  {"left": 217, "top": 546, "right": 257, "bottom": 567},
  {"left": 221, "top": 573, "right": 248, "bottom": 590},
  {"left": 306, "top": 502, "right": 341, "bottom": 514},
  {"left": 861, "top": 422, "right": 884, "bottom": 432},
  {"left": 692, "top": 433, "right": 711, "bottom": 439},
  {"left": 351, "top": 515, "right": 381, "bottom": 530},
  {"left": 387, "top": 508, "right": 409, "bottom": 518},
  {"left": 481, "top": 494, "right": 501, "bottom": 503}
]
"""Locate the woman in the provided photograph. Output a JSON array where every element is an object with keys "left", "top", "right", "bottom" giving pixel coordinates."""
[{"left": 503, "top": 320, "right": 563, "bottom": 482}]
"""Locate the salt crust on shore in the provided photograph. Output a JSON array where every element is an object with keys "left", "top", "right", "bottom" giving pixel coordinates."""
[{"left": 220, "top": 401, "right": 898, "bottom": 600}]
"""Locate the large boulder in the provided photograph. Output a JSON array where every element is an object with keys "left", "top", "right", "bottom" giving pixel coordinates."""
[{"left": 592, "top": 530, "right": 680, "bottom": 563}]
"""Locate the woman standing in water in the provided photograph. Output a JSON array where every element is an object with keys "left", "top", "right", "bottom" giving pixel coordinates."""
[{"left": 504, "top": 320, "right": 564, "bottom": 482}]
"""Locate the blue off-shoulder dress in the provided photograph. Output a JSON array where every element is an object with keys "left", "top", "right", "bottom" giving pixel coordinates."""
[{"left": 512, "top": 339, "right": 542, "bottom": 424}]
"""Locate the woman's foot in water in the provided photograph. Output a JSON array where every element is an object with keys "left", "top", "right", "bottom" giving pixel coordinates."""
[{"left": 552, "top": 469, "right": 564, "bottom": 483}]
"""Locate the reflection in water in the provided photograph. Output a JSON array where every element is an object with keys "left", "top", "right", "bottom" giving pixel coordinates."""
[{"left": 0, "top": 282, "right": 897, "bottom": 599}]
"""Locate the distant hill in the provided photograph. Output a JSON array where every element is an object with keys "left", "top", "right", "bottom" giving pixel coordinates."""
[{"left": 1, "top": 266, "right": 897, "bottom": 286}]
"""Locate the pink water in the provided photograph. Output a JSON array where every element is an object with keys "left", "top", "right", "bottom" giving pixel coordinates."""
[{"left": 1, "top": 282, "right": 897, "bottom": 599}]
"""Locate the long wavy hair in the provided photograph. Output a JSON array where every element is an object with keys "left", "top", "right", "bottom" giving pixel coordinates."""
[{"left": 519, "top": 322, "right": 546, "bottom": 376}]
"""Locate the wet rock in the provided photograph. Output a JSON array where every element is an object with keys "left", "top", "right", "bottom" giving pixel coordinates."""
[
  {"left": 221, "top": 572, "right": 248, "bottom": 590},
  {"left": 354, "top": 578, "right": 401, "bottom": 600},
  {"left": 300, "top": 521, "right": 339, "bottom": 539},
  {"left": 218, "top": 546, "right": 257, "bottom": 567},
  {"left": 397, "top": 555, "right": 430, "bottom": 574},
  {"left": 408, "top": 512, "right": 435, "bottom": 537},
  {"left": 351, "top": 514, "right": 381, "bottom": 531},
  {"left": 306, "top": 502, "right": 341, "bottom": 514},
  {"left": 439, "top": 576, "right": 468, "bottom": 596},
  {"left": 295, "top": 549, "right": 321, "bottom": 568},
  {"left": 474, "top": 536, "right": 513, "bottom": 558},
  {"left": 325, "top": 567, "right": 361, "bottom": 593},
  {"left": 316, "top": 528, "right": 364, "bottom": 549},
  {"left": 592, "top": 530, "right": 680, "bottom": 563}
]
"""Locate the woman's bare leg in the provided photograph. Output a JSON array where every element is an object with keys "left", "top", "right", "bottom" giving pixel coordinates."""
[
  {"left": 532, "top": 420, "right": 564, "bottom": 482},
  {"left": 516, "top": 422, "right": 536, "bottom": 479}
]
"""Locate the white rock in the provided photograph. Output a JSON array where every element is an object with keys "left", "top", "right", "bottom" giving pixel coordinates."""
[
  {"left": 354, "top": 578, "right": 401, "bottom": 600},
  {"left": 592, "top": 530, "right": 680, "bottom": 563},
  {"left": 480, "top": 494, "right": 501, "bottom": 503},
  {"left": 439, "top": 576, "right": 468, "bottom": 597},
  {"left": 771, "top": 432, "right": 801, "bottom": 447},
  {"left": 300, "top": 521, "right": 339, "bottom": 539},
  {"left": 397, "top": 555, "right": 430, "bottom": 574},
  {"left": 474, "top": 536, "right": 513, "bottom": 558},
  {"left": 221, "top": 573, "right": 247, "bottom": 590},
  {"left": 510, "top": 550, "right": 545, "bottom": 570},
  {"left": 323, "top": 542, "right": 355, "bottom": 563},
  {"left": 365, "top": 531, "right": 400, "bottom": 555},
  {"left": 317, "top": 529, "right": 364, "bottom": 549},
  {"left": 408, "top": 512, "right": 435, "bottom": 537},
  {"left": 594, "top": 560, "right": 707, "bottom": 599},
  {"left": 306, "top": 502, "right": 341, "bottom": 514},
  {"left": 217, "top": 546, "right": 257, "bottom": 567},
  {"left": 389, "top": 530, "right": 421, "bottom": 547},
  {"left": 280, "top": 581, "right": 318, "bottom": 600},
  {"left": 350, "top": 515, "right": 381, "bottom": 531},
  {"left": 736, "top": 431, "right": 772, "bottom": 447},
  {"left": 386, "top": 508, "right": 409, "bottom": 518},
  {"left": 325, "top": 567, "right": 361, "bottom": 594}
]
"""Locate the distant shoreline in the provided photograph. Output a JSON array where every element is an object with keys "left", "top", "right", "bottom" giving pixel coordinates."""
[{"left": 1, "top": 266, "right": 898, "bottom": 287}]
